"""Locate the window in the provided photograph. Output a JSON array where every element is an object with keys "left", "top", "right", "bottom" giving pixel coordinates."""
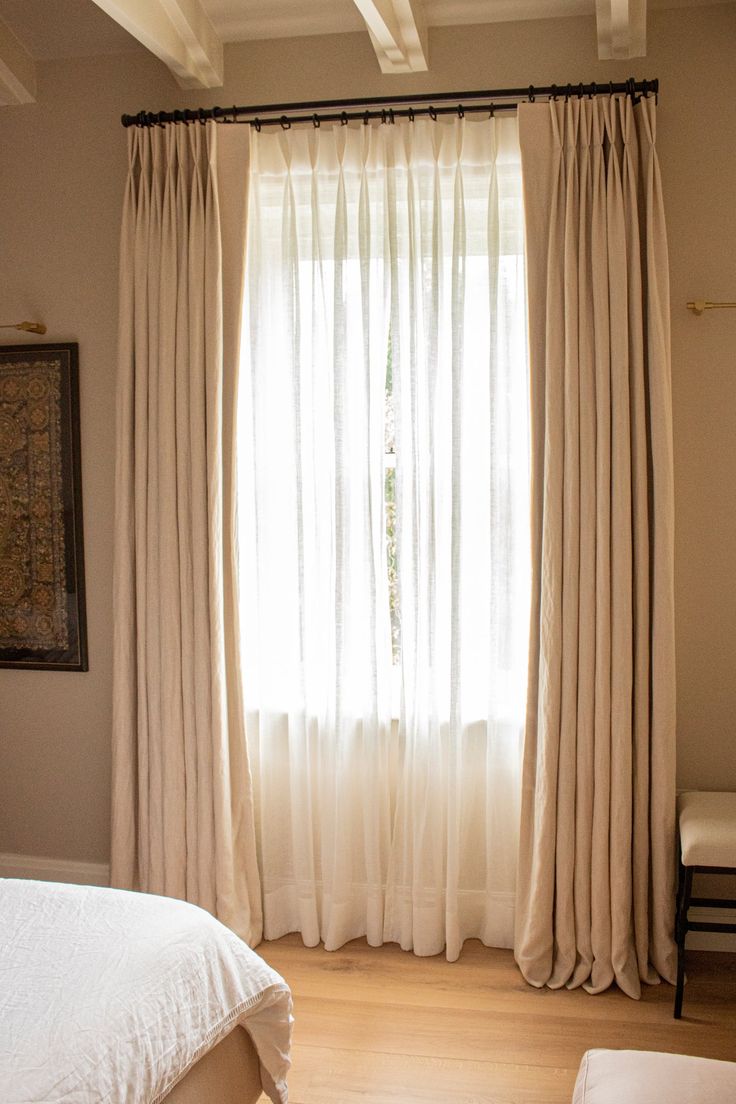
[{"left": 238, "top": 117, "right": 528, "bottom": 728}]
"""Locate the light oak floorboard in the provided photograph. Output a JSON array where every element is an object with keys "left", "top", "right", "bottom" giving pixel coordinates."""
[{"left": 257, "top": 936, "right": 736, "bottom": 1104}]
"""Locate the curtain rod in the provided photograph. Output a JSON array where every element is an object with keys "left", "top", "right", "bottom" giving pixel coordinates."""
[{"left": 121, "top": 76, "right": 658, "bottom": 129}]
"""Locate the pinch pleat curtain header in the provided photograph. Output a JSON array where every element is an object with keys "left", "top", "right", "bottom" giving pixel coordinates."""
[{"left": 249, "top": 114, "right": 521, "bottom": 177}]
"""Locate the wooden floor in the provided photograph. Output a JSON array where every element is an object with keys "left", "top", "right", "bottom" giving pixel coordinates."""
[{"left": 258, "top": 935, "right": 736, "bottom": 1103}]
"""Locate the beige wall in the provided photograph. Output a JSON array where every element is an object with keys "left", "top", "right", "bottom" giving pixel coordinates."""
[{"left": 1, "top": 4, "right": 734, "bottom": 863}]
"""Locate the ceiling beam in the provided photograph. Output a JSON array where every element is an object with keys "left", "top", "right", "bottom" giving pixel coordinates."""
[
  {"left": 353, "top": 0, "right": 428, "bottom": 73},
  {"left": 595, "top": 0, "right": 647, "bottom": 59},
  {"left": 0, "top": 16, "right": 36, "bottom": 105},
  {"left": 89, "top": 0, "right": 223, "bottom": 89}
]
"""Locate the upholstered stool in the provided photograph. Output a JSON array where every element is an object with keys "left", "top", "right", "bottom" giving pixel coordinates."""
[
  {"left": 573, "top": 1049, "right": 736, "bottom": 1104},
  {"left": 675, "top": 790, "right": 736, "bottom": 1018}
]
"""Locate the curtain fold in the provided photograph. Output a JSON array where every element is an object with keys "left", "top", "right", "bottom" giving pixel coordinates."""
[
  {"left": 111, "top": 122, "right": 263, "bottom": 946},
  {"left": 239, "top": 116, "right": 529, "bottom": 958},
  {"left": 515, "top": 95, "right": 677, "bottom": 997}
]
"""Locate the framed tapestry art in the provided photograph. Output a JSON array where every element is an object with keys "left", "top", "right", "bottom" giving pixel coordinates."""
[{"left": 0, "top": 343, "right": 88, "bottom": 670}]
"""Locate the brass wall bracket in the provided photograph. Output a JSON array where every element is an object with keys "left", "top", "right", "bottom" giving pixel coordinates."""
[
  {"left": 686, "top": 300, "right": 736, "bottom": 316},
  {"left": 0, "top": 321, "right": 47, "bottom": 334}
]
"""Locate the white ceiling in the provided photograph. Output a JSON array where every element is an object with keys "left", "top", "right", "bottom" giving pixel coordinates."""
[
  {"left": 0, "top": 0, "right": 730, "bottom": 60},
  {"left": 0, "top": 0, "right": 732, "bottom": 108}
]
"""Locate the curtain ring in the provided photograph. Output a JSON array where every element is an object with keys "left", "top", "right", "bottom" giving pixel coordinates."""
[
  {"left": 488, "top": 102, "right": 495, "bottom": 118},
  {"left": 312, "top": 114, "right": 320, "bottom": 128},
  {"left": 280, "top": 115, "right": 290, "bottom": 130},
  {"left": 589, "top": 82, "right": 597, "bottom": 100},
  {"left": 457, "top": 103, "right": 464, "bottom": 118},
  {"left": 341, "top": 111, "right": 349, "bottom": 126},
  {"left": 408, "top": 106, "right": 414, "bottom": 123},
  {"left": 550, "top": 84, "right": 558, "bottom": 101},
  {"left": 564, "top": 84, "right": 572, "bottom": 102},
  {"left": 528, "top": 85, "right": 535, "bottom": 102},
  {"left": 609, "top": 81, "right": 615, "bottom": 97},
  {"left": 363, "top": 110, "right": 370, "bottom": 126},
  {"left": 429, "top": 105, "right": 437, "bottom": 120},
  {"left": 253, "top": 118, "right": 261, "bottom": 132},
  {"left": 388, "top": 107, "right": 395, "bottom": 125},
  {"left": 577, "top": 83, "right": 584, "bottom": 99},
  {"left": 198, "top": 108, "right": 207, "bottom": 125}
]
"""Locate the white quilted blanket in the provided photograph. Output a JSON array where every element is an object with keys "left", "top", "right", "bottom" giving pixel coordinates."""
[{"left": 0, "top": 879, "right": 292, "bottom": 1103}]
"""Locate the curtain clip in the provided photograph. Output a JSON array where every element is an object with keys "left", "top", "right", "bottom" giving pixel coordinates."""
[
  {"left": 280, "top": 116, "right": 291, "bottom": 130},
  {"left": 457, "top": 103, "right": 464, "bottom": 119},
  {"left": 313, "top": 114, "right": 320, "bottom": 128},
  {"left": 428, "top": 105, "right": 437, "bottom": 121},
  {"left": 341, "top": 111, "right": 349, "bottom": 126},
  {"left": 528, "top": 85, "right": 535, "bottom": 103}
]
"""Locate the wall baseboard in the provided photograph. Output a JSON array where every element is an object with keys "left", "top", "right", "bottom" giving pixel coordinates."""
[
  {"left": 0, "top": 852, "right": 110, "bottom": 887},
  {"left": 686, "top": 907, "right": 736, "bottom": 953}
]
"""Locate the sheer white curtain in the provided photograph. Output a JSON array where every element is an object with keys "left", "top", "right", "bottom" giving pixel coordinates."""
[{"left": 238, "top": 116, "right": 529, "bottom": 958}]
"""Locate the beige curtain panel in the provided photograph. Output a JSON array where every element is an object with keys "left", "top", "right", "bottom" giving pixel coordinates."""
[
  {"left": 111, "top": 122, "right": 263, "bottom": 946},
  {"left": 515, "top": 96, "right": 677, "bottom": 997}
]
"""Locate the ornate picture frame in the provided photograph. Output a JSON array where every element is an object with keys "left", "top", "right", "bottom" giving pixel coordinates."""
[{"left": 0, "top": 343, "right": 88, "bottom": 670}]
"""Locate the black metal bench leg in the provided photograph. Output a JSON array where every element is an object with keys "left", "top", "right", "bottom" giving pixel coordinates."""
[{"left": 674, "top": 864, "right": 693, "bottom": 1019}]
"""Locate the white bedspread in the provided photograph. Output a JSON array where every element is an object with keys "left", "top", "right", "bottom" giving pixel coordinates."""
[{"left": 0, "top": 879, "right": 292, "bottom": 1103}]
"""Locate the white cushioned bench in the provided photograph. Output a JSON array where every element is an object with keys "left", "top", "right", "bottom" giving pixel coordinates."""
[
  {"left": 675, "top": 790, "right": 736, "bottom": 1017},
  {"left": 679, "top": 791, "right": 736, "bottom": 868},
  {"left": 573, "top": 1050, "right": 736, "bottom": 1104}
]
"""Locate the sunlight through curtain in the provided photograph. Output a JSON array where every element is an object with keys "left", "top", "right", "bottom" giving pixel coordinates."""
[{"left": 238, "top": 116, "right": 529, "bottom": 957}]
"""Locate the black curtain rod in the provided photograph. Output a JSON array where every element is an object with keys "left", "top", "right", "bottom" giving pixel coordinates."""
[{"left": 121, "top": 76, "right": 658, "bottom": 129}]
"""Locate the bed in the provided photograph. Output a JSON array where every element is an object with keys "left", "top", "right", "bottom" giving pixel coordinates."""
[{"left": 0, "top": 879, "right": 292, "bottom": 1103}]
